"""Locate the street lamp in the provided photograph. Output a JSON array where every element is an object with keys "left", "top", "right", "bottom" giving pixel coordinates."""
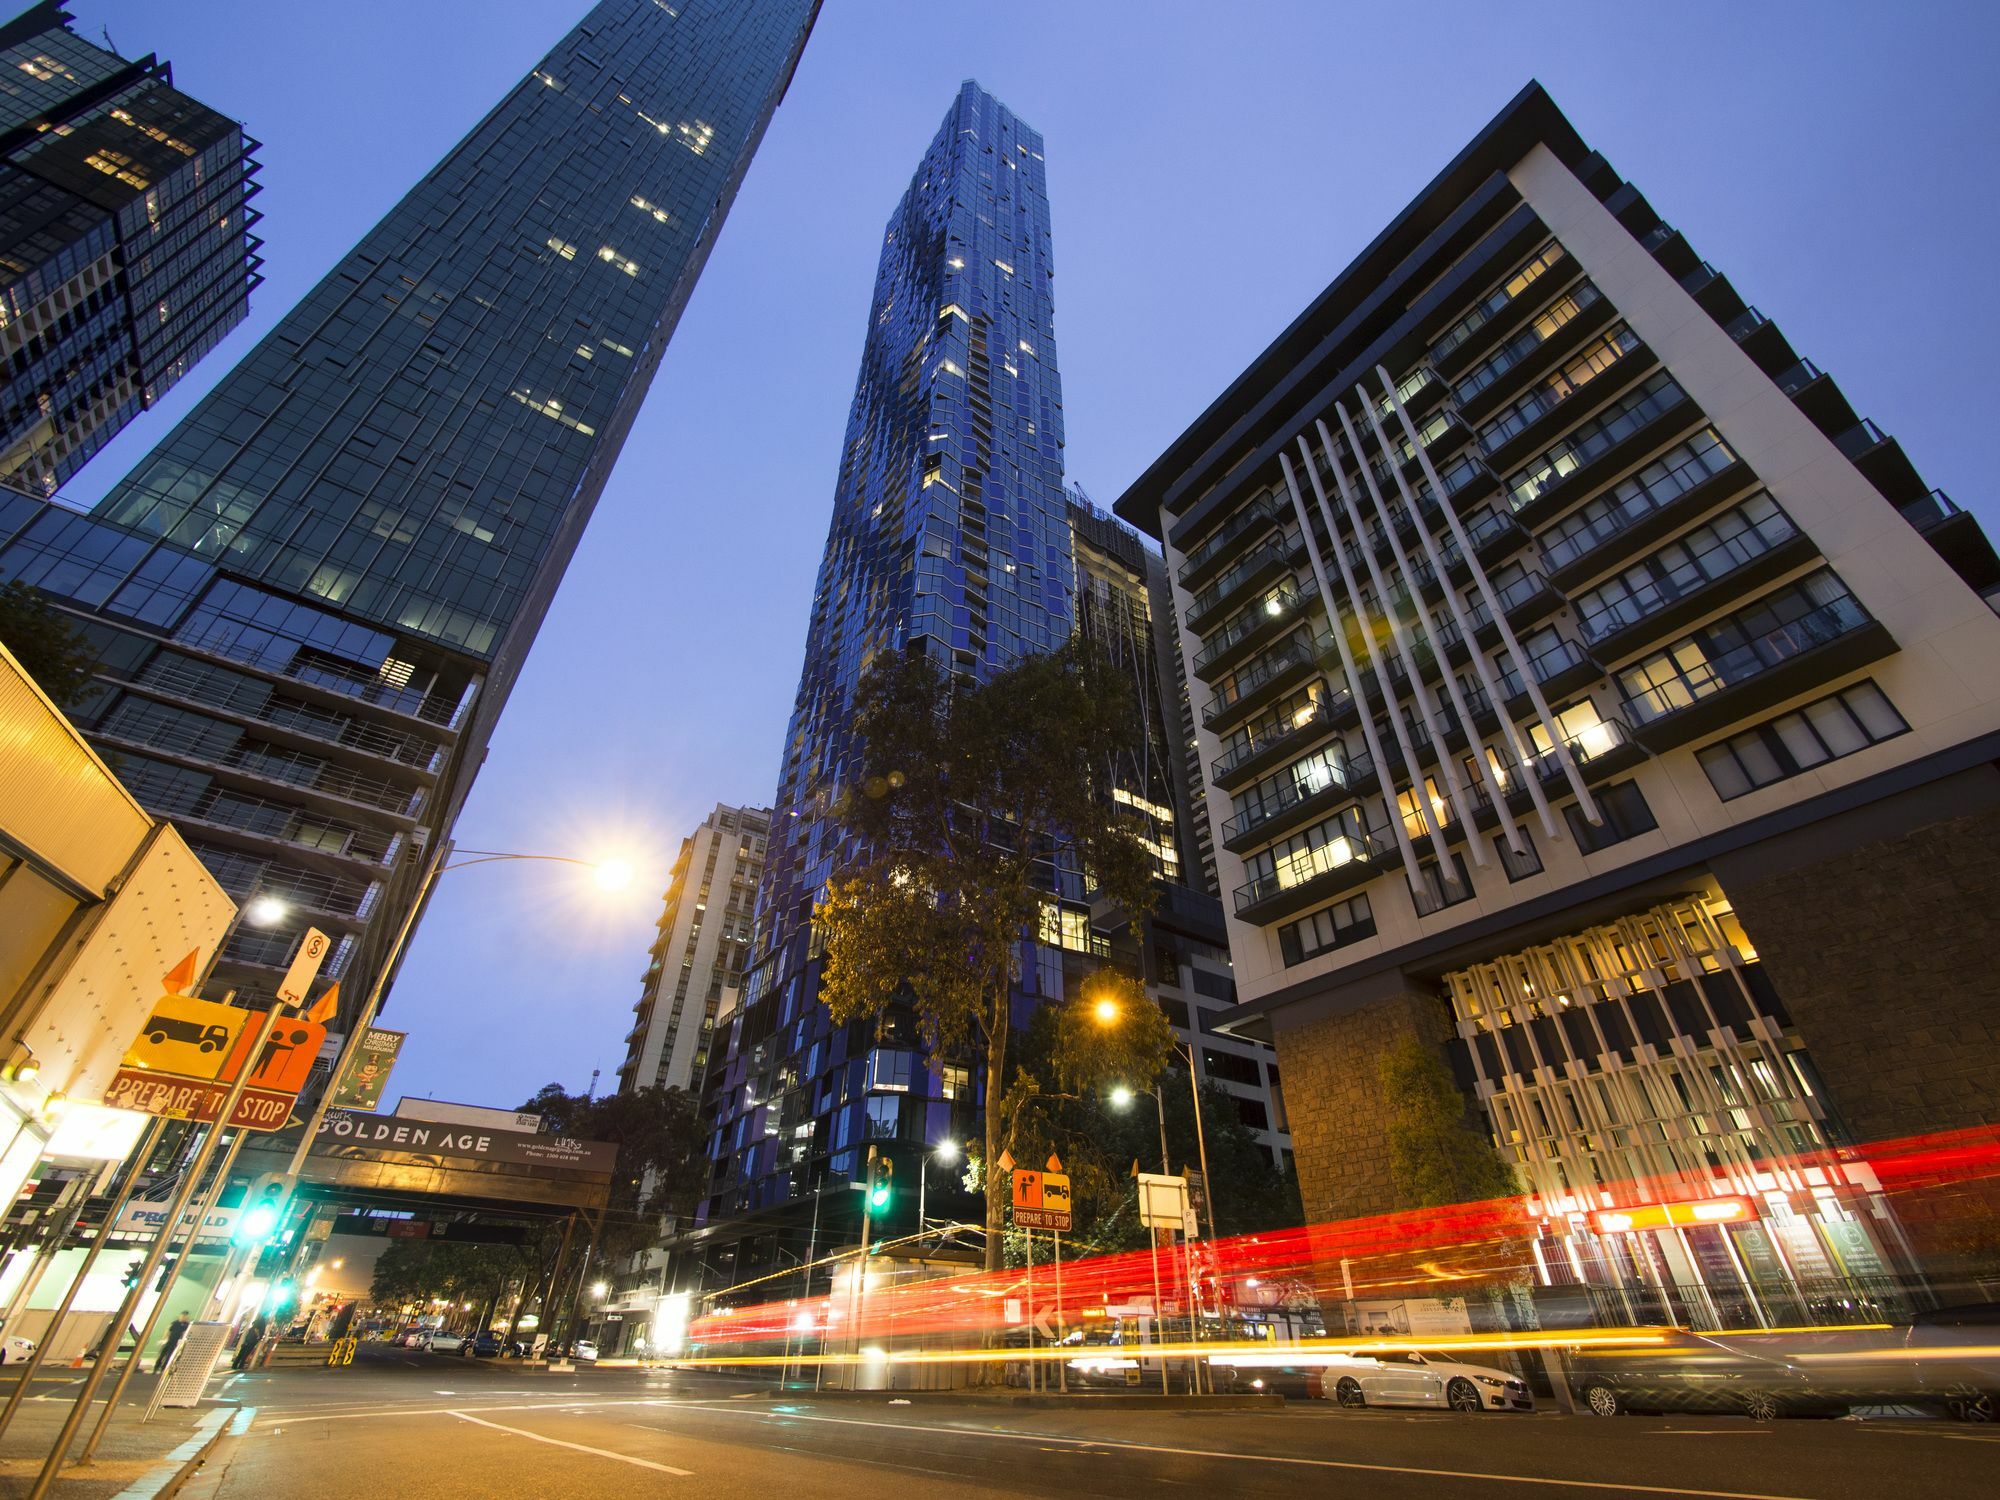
[
  {"left": 245, "top": 894, "right": 291, "bottom": 927},
  {"left": 1092, "top": 999, "right": 1218, "bottom": 1242},
  {"left": 918, "top": 1137, "right": 959, "bottom": 1237},
  {"left": 281, "top": 840, "right": 635, "bottom": 1177}
]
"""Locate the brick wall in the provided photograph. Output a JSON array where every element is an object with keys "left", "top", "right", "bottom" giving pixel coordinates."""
[
  {"left": 1273, "top": 987, "right": 1461, "bottom": 1226},
  {"left": 1724, "top": 801, "right": 2000, "bottom": 1150}
]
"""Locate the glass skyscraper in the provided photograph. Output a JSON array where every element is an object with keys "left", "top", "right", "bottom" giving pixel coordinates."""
[
  {"left": 0, "top": 0, "right": 818, "bottom": 1028},
  {"left": 0, "top": 2, "right": 262, "bottom": 494},
  {"left": 698, "top": 83, "right": 1075, "bottom": 1264}
]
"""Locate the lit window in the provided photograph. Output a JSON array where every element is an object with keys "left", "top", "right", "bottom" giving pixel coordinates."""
[
  {"left": 600, "top": 339, "right": 635, "bottom": 357},
  {"left": 574, "top": 344, "right": 595, "bottom": 360},
  {"left": 630, "top": 195, "right": 672, "bottom": 225},
  {"left": 937, "top": 303, "right": 967, "bottom": 322},
  {"left": 509, "top": 389, "right": 597, "bottom": 436},
  {"left": 675, "top": 120, "right": 715, "bottom": 156},
  {"left": 993, "top": 259, "right": 1014, "bottom": 275},
  {"left": 947, "top": 256, "right": 965, "bottom": 270},
  {"left": 1018, "top": 339, "right": 1035, "bottom": 355},
  {"left": 546, "top": 237, "right": 577, "bottom": 260},
  {"left": 597, "top": 246, "right": 639, "bottom": 276}
]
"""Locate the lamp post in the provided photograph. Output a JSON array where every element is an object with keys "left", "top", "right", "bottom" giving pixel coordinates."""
[
  {"left": 1091, "top": 1000, "right": 1219, "bottom": 1242},
  {"left": 920, "top": 1137, "right": 958, "bottom": 1240},
  {"left": 281, "top": 842, "right": 631, "bottom": 1177}
]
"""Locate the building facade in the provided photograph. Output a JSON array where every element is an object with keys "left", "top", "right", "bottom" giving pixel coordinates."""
[
  {"left": 698, "top": 83, "right": 1072, "bottom": 1266},
  {"left": 1116, "top": 84, "right": 2000, "bottom": 1327},
  {"left": 617, "top": 803, "right": 767, "bottom": 1096},
  {"left": 0, "top": 0, "right": 818, "bottom": 1039},
  {"left": 0, "top": 2, "right": 262, "bottom": 495}
]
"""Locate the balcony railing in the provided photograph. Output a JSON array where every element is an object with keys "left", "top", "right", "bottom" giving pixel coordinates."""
[
  {"left": 1498, "top": 637, "right": 1595, "bottom": 701},
  {"left": 1521, "top": 715, "right": 1637, "bottom": 784},
  {"left": 1202, "top": 634, "right": 1328, "bottom": 727},
  {"left": 1454, "top": 281, "right": 1604, "bottom": 403},
  {"left": 1187, "top": 533, "right": 1294, "bottom": 624},
  {"left": 1574, "top": 500, "right": 1801, "bottom": 646},
  {"left": 1212, "top": 693, "right": 1349, "bottom": 782},
  {"left": 1618, "top": 590, "right": 1872, "bottom": 726},
  {"left": 1898, "top": 488, "right": 1961, "bottom": 529},
  {"left": 1176, "top": 490, "right": 1286, "bottom": 584},
  {"left": 1505, "top": 372, "right": 1686, "bottom": 515},
  {"left": 1538, "top": 430, "right": 1739, "bottom": 574},
  {"left": 1191, "top": 587, "right": 1304, "bottom": 677},
  {"left": 134, "top": 655, "right": 448, "bottom": 771},
  {"left": 1221, "top": 749, "right": 1376, "bottom": 844},
  {"left": 95, "top": 717, "right": 427, "bottom": 817},
  {"left": 174, "top": 621, "right": 473, "bottom": 730},
  {"left": 1235, "top": 827, "right": 1391, "bottom": 916}
]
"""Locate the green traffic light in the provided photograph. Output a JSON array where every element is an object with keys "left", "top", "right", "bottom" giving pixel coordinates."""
[
  {"left": 234, "top": 1204, "right": 280, "bottom": 1246},
  {"left": 868, "top": 1184, "right": 890, "bottom": 1209}
]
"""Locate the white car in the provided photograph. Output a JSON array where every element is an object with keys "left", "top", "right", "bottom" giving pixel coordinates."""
[
  {"left": 571, "top": 1340, "right": 599, "bottom": 1361},
  {"left": 1325, "top": 1350, "right": 1532, "bottom": 1412},
  {"left": 0, "top": 1334, "right": 35, "bottom": 1364},
  {"left": 424, "top": 1332, "right": 468, "bottom": 1354}
]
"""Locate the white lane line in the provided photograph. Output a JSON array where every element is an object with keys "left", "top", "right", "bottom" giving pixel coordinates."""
[
  {"left": 673, "top": 1407, "right": 1816, "bottom": 1500},
  {"left": 257, "top": 1395, "right": 738, "bottom": 1427},
  {"left": 449, "top": 1409, "right": 693, "bottom": 1475}
]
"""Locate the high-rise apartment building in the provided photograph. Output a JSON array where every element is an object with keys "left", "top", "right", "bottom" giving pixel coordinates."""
[
  {"left": 0, "top": 3, "right": 262, "bottom": 495},
  {"left": 618, "top": 803, "right": 767, "bottom": 1095},
  {"left": 698, "top": 84, "right": 1089, "bottom": 1286},
  {"left": 0, "top": 0, "right": 818, "bottom": 1034},
  {"left": 1117, "top": 84, "right": 2000, "bottom": 1327}
]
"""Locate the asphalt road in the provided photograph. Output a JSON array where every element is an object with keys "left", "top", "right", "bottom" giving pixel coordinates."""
[{"left": 176, "top": 1347, "right": 2000, "bottom": 1500}]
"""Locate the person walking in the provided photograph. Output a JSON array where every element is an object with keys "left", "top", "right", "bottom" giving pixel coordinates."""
[{"left": 154, "top": 1313, "right": 190, "bottom": 1374}]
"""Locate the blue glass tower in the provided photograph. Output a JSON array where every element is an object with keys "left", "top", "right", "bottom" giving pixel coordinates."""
[
  {"left": 0, "top": 0, "right": 818, "bottom": 1028},
  {"left": 699, "top": 84, "right": 1071, "bottom": 1257}
]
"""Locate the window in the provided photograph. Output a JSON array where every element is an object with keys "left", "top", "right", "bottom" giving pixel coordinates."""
[
  {"left": 1278, "top": 894, "right": 1375, "bottom": 966},
  {"left": 1430, "top": 240, "right": 1568, "bottom": 362},
  {"left": 1563, "top": 780, "right": 1658, "bottom": 854},
  {"left": 1696, "top": 681, "right": 1907, "bottom": 801},
  {"left": 1409, "top": 853, "right": 1473, "bottom": 917},
  {"left": 1498, "top": 830, "right": 1543, "bottom": 881}
]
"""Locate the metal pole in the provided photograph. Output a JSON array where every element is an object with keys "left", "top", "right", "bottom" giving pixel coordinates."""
[
  {"left": 94, "top": 1126, "right": 247, "bottom": 1447},
  {"left": 281, "top": 840, "right": 450, "bottom": 1180},
  {"left": 1023, "top": 1227, "right": 1034, "bottom": 1393},
  {"left": 1053, "top": 1231, "right": 1066, "bottom": 1394},
  {"left": 0, "top": 1178, "right": 90, "bottom": 1334},
  {"left": 1147, "top": 1224, "right": 1167, "bottom": 1395},
  {"left": 1182, "top": 1043, "right": 1218, "bottom": 1244},
  {"left": 29, "top": 1004, "right": 278, "bottom": 1498},
  {"left": 0, "top": 1128, "right": 164, "bottom": 1448}
]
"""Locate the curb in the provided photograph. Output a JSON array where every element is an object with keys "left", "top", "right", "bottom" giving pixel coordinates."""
[{"left": 110, "top": 1404, "right": 245, "bottom": 1500}]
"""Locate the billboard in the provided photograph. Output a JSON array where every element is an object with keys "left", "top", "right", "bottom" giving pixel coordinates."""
[{"left": 393, "top": 1097, "right": 540, "bottom": 1134}]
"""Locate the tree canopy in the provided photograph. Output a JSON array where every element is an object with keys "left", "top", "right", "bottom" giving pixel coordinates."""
[
  {"left": 516, "top": 1082, "right": 708, "bottom": 1261},
  {"left": 817, "top": 639, "right": 1160, "bottom": 1269},
  {"left": 1377, "top": 1034, "right": 1518, "bottom": 1208}
]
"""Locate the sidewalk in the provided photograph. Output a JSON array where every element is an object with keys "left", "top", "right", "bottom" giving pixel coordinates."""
[{"left": 0, "top": 1368, "right": 237, "bottom": 1500}]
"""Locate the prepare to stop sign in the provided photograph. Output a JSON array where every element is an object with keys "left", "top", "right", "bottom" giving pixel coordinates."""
[{"left": 1010, "top": 1156, "right": 1072, "bottom": 1232}]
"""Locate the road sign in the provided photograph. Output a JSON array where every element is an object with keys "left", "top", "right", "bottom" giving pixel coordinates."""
[
  {"left": 275, "top": 927, "right": 332, "bottom": 1008},
  {"left": 1136, "top": 1171, "right": 1188, "bottom": 1230},
  {"left": 1010, "top": 1165, "right": 1072, "bottom": 1232},
  {"left": 1032, "top": 1304, "right": 1058, "bottom": 1340},
  {"left": 122, "top": 995, "right": 249, "bottom": 1080},
  {"left": 101, "top": 1067, "right": 298, "bottom": 1131},
  {"left": 217, "top": 1015, "right": 326, "bottom": 1094}
]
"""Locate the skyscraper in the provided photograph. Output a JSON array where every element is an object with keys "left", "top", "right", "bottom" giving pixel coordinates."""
[
  {"left": 0, "top": 0, "right": 818, "bottom": 1030},
  {"left": 617, "top": 802, "right": 768, "bottom": 1096},
  {"left": 1118, "top": 84, "right": 2000, "bottom": 1323},
  {"left": 0, "top": 2, "right": 262, "bottom": 494},
  {"left": 697, "top": 83, "right": 1070, "bottom": 1271}
]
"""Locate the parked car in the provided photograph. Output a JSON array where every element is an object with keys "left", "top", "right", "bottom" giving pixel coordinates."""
[
  {"left": 424, "top": 1332, "right": 468, "bottom": 1354},
  {"left": 0, "top": 1333, "right": 36, "bottom": 1364},
  {"left": 470, "top": 1332, "right": 506, "bottom": 1358},
  {"left": 1905, "top": 1302, "right": 2000, "bottom": 1422},
  {"left": 571, "top": 1339, "right": 599, "bottom": 1362},
  {"left": 1323, "top": 1351, "right": 1533, "bottom": 1413},
  {"left": 1569, "top": 1330, "right": 1846, "bottom": 1419}
]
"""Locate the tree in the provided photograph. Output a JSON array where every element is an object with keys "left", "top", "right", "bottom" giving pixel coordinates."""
[
  {"left": 1378, "top": 1035, "right": 1518, "bottom": 1208},
  {"left": 817, "top": 639, "right": 1158, "bottom": 1270},
  {"left": 516, "top": 1083, "right": 707, "bottom": 1258},
  {"left": 0, "top": 580, "right": 94, "bottom": 706}
]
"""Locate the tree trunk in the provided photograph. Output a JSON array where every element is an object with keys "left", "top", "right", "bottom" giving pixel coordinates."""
[{"left": 983, "top": 985, "right": 1009, "bottom": 1273}]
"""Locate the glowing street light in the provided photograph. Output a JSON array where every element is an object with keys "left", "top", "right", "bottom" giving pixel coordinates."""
[
  {"left": 1092, "top": 996, "right": 1120, "bottom": 1026},
  {"left": 933, "top": 1139, "right": 959, "bottom": 1165},
  {"left": 591, "top": 1281, "right": 609, "bottom": 1300},
  {"left": 591, "top": 859, "right": 633, "bottom": 892},
  {"left": 245, "top": 894, "right": 290, "bottom": 927},
  {"left": 1108, "top": 1085, "right": 1135, "bottom": 1109}
]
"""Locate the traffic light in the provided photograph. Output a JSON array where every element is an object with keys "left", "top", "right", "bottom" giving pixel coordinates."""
[
  {"left": 232, "top": 1173, "right": 292, "bottom": 1249},
  {"left": 866, "top": 1154, "right": 893, "bottom": 1211},
  {"left": 121, "top": 1255, "right": 146, "bottom": 1289},
  {"left": 267, "top": 1276, "right": 297, "bottom": 1315}
]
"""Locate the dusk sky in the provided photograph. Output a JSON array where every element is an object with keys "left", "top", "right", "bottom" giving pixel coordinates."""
[{"left": 67, "top": 1, "right": 2000, "bottom": 1114}]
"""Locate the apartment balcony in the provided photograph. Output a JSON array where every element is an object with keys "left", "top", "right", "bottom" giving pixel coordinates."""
[
  {"left": 1899, "top": 488, "right": 2000, "bottom": 596},
  {"left": 1234, "top": 828, "right": 1394, "bottom": 925},
  {"left": 91, "top": 720, "right": 427, "bottom": 827},
  {"left": 1211, "top": 692, "right": 1353, "bottom": 792},
  {"left": 1221, "top": 751, "right": 1379, "bottom": 854},
  {"left": 1576, "top": 512, "right": 1819, "bottom": 663},
  {"left": 1836, "top": 417, "right": 1929, "bottom": 509},
  {"left": 1201, "top": 632, "right": 1330, "bottom": 734},
  {"left": 1507, "top": 379, "right": 1698, "bottom": 532},
  {"left": 1478, "top": 341, "right": 1661, "bottom": 477},
  {"left": 1497, "top": 636, "right": 1601, "bottom": 714},
  {"left": 1620, "top": 590, "right": 1894, "bottom": 754},
  {"left": 1542, "top": 459, "right": 1758, "bottom": 592},
  {"left": 209, "top": 862, "right": 381, "bottom": 927},
  {"left": 1725, "top": 305, "right": 1798, "bottom": 377},
  {"left": 1431, "top": 256, "right": 1588, "bottom": 381},
  {"left": 1191, "top": 587, "right": 1309, "bottom": 683},
  {"left": 1185, "top": 533, "right": 1301, "bottom": 632},
  {"left": 173, "top": 621, "right": 473, "bottom": 733},
  {"left": 1175, "top": 490, "right": 1288, "bottom": 591},
  {"left": 1454, "top": 284, "right": 1622, "bottom": 426}
]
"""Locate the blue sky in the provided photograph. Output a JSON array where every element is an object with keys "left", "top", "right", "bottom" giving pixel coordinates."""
[{"left": 68, "top": 1, "right": 2000, "bottom": 1111}]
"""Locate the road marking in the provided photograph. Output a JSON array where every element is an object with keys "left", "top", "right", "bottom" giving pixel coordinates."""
[
  {"left": 449, "top": 1409, "right": 693, "bottom": 1475},
  {"left": 687, "top": 1407, "right": 1816, "bottom": 1499},
  {"left": 107, "top": 1404, "right": 235, "bottom": 1500}
]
